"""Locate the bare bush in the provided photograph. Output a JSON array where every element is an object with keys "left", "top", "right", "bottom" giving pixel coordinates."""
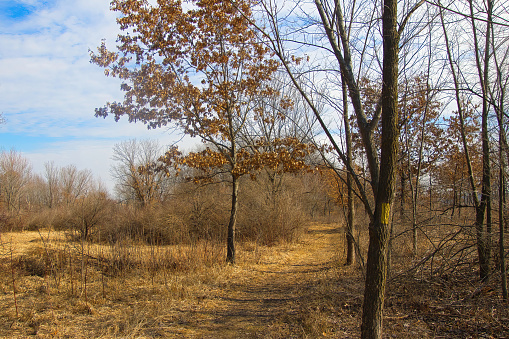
[
  {"left": 236, "top": 174, "right": 310, "bottom": 245},
  {"left": 46, "top": 189, "right": 112, "bottom": 241},
  {"left": 97, "top": 204, "right": 189, "bottom": 245},
  {"left": 169, "top": 181, "right": 230, "bottom": 243},
  {"left": 0, "top": 211, "right": 25, "bottom": 232},
  {"left": 239, "top": 188, "right": 307, "bottom": 245}
]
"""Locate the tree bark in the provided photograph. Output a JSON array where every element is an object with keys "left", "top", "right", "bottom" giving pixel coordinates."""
[
  {"left": 226, "top": 174, "right": 239, "bottom": 264},
  {"left": 343, "top": 74, "right": 356, "bottom": 266},
  {"left": 499, "top": 139, "right": 508, "bottom": 300},
  {"left": 469, "top": 0, "right": 492, "bottom": 281},
  {"left": 360, "top": 0, "right": 399, "bottom": 337},
  {"left": 493, "top": 7, "right": 508, "bottom": 299}
]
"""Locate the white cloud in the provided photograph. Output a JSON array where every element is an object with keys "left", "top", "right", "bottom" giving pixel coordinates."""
[
  {"left": 0, "top": 0, "right": 201, "bottom": 193},
  {"left": 0, "top": 0, "right": 122, "bottom": 131}
]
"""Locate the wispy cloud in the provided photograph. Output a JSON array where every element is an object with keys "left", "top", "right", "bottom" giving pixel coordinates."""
[
  {"left": 0, "top": 0, "right": 193, "bottom": 191},
  {"left": 0, "top": 0, "right": 121, "bottom": 125}
]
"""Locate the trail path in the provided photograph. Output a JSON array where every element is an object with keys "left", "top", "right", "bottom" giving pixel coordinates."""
[{"left": 170, "top": 223, "right": 346, "bottom": 338}]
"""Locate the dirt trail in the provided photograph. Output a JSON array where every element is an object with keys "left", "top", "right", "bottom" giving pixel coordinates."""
[{"left": 173, "top": 223, "right": 344, "bottom": 338}]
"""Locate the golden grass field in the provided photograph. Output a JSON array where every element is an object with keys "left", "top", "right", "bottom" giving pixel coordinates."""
[
  {"left": 1, "top": 223, "right": 355, "bottom": 338},
  {"left": 0, "top": 223, "right": 508, "bottom": 338}
]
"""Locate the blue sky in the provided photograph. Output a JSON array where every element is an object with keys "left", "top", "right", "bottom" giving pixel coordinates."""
[{"left": 0, "top": 0, "right": 192, "bottom": 192}]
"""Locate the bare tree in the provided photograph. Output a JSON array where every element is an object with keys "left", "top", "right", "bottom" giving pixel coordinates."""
[
  {"left": 437, "top": 0, "right": 509, "bottom": 282},
  {"left": 239, "top": 75, "right": 319, "bottom": 210},
  {"left": 469, "top": 0, "right": 493, "bottom": 282},
  {"left": 60, "top": 165, "right": 93, "bottom": 206},
  {"left": 25, "top": 174, "right": 48, "bottom": 209},
  {"left": 42, "top": 162, "right": 94, "bottom": 208},
  {"left": 251, "top": 0, "right": 426, "bottom": 336},
  {"left": 488, "top": 0, "right": 509, "bottom": 300},
  {"left": 0, "top": 150, "right": 32, "bottom": 212},
  {"left": 44, "top": 161, "right": 60, "bottom": 208},
  {"left": 496, "top": 94, "right": 508, "bottom": 300},
  {"left": 111, "top": 139, "right": 170, "bottom": 206},
  {"left": 71, "top": 182, "right": 110, "bottom": 240}
]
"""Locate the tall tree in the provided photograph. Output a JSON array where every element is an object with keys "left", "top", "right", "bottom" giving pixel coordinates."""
[
  {"left": 251, "top": 0, "right": 426, "bottom": 336},
  {"left": 60, "top": 165, "right": 93, "bottom": 207},
  {"left": 360, "top": 0, "right": 400, "bottom": 336},
  {"left": 91, "top": 0, "right": 313, "bottom": 264},
  {"left": 469, "top": 0, "right": 493, "bottom": 282},
  {"left": 343, "top": 74, "right": 356, "bottom": 266},
  {"left": 438, "top": 103, "right": 481, "bottom": 216},
  {"left": 496, "top": 95, "right": 508, "bottom": 301},
  {"left": 398, "top": 75, "right": 442, "bottom": 254},
  {"left": 488, "top": 0, "right": 509, "bottom": 300},
  {"left": 44, "top": 161, "right": 60, "bottom": 208},
  {"left": 353, "top": 75, "right": 442, "bottom": 254},
  {"left": 437, "top": 0, "right": 509, "bottom": 281}
]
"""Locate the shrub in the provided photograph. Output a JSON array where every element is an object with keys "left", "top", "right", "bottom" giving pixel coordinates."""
[
  {"left": 42, "top": 192, "right": 113, "bottom": 241},
  {"left": 98, "top": 205, "right": 190, "bottom": 245},
  {"left": 26, "top": 208, "right": 57, "bottom": 231},
  {"left": 169, "top": 182, "right": 229, "bottom": 243},
  {"left": 237, "top": 175, "right": 308, "bottom": 245},
  {"left": 0, "top": 211, "right": 24, "bottom": 232}
]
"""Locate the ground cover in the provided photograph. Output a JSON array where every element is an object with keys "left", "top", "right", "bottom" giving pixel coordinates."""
[{"left": 0, "top": 223, "right": 507, "bottom": 338}]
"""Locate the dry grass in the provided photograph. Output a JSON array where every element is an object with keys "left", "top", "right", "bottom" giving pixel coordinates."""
[
  {"left": 0, "top": 224, "right": 355, "bottom": 338},
  {"left": 0, "top": 229, "right": 227, "bottom": 338},
  {"left": 0, "top": 220, "right": 508, "bottom": 338}
]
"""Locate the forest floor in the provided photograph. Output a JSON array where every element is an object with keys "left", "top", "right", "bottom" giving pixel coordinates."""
[{"left": 0, "top": 223, "right": 508, "bottom": 338}]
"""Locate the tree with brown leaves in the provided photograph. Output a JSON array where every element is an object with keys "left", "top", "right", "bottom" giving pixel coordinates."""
[{"left": 91, "top": 0, "right": 314, "bottom": 264}]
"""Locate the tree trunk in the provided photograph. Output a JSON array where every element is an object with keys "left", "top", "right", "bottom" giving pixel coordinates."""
[
  {"left": 360, "top": 0, "right": 399, "bottom": 337},
  {"left": 499, "top": 146, "right": 508, "bottom": 300},
  {"left": 226, "top": 174, "right": 239, "bottom": 264},
  {"left": 404, "top": 120, "right": 417, "bottom": 256},
  {"left": 469, "top": 0, "right": 492, "bottom": 282},
  {"left": 475, "top": 209, "right": 490, "bottom": 281},
  {"left": 346, "top": 172, "right": 355, "bottom": 266},
  {"left": 494, "top": 11, "right": 508, "bottom": 299},
  {"left": 440, "top": 1, "right": 490, "bottom": 282},
  {"left": 362, "top": 216, "right": 392, "bottom": 339},
  {"left": 343, "top": 74, "right": 356, "bottom": 266},
  {"left": 400, "top": 169, "right": 405, "bottom": 224},
  {"left": 481, "top": 0, "right": 493, "bottom": 281}
]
